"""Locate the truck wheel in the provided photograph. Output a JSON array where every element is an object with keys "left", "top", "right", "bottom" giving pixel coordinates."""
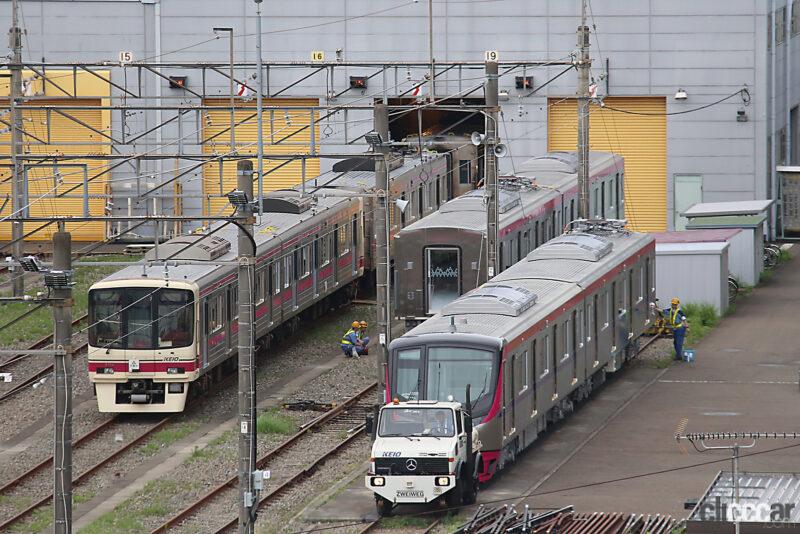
[
  {"left": 462, "top": 475, "right": 478, "bottom": 505},
  {"left": 445, "top": 476, "right": 462, "bottom": 508},
  {"left": 375, "top": 496, "right": 393, "bottom": 517}
]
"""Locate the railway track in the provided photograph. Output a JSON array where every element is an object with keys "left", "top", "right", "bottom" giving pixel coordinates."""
[
  {"left": 358, "top": 517, "right": 441, "bottom": 534},
  {"left": 151, "top": 381, "right": 378, "bottom": 534},
  {"left": 0, "top": 312, "right": 88, "bottom": 371},
  {"left": 0, "top": 414, "right": 171, "bottom": 531},
  {"left": 0, "top": 340, "right": 89, "bottom": 403}
]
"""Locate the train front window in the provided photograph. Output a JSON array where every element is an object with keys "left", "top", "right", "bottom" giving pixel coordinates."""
[
  {"left": 426, "top": 347, "right": 495, "bottom": 418},
  {"left": 89, "top": 288, "right": 194, "bottom": 350},
  {"left": 395, "top": 348, "right": 421, "bottom": 400}
]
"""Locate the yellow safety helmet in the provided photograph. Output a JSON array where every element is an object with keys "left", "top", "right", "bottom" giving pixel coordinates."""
[
  {"left": 351, "top": 321, "right": 360, "bottom": 328},
  {"left": 671, "top": 297, "right": 680, "bottom": 305},
  {"left": 360, "top": 321, "right": 368, "bottom": 328}
]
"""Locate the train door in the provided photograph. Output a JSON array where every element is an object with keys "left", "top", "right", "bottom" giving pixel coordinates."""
[
  {"left": 227, "top": 284, "right": 237, "bottom": 354},
  {"left": 270, "top": 261, "right": 281, "bottom": 325},
  {"left": 351, "top": 216, "right": 358, "bottom": 274},
  {"left": 626, "top": 269, "right": 634, "bottom": 341},
  {"left": 332, "top": 226, "right": 340, "bottom": 285},
  {"left": 292, "top": 246, "right": 300, "bottom": 309},
  {"left": 589, "top": 295, "right": 598, "bottom": 368},
  {"left": 503, "top": 354, "right": 515, "bottom": 439},
  {"left": 425, "top": 247, "right": 460, "bottom": 314},
  {"left": 552, "top": 323, "right": 559, "bottom": 400},
  {"left": 611, "top": 281, "right": 618, "bottom": 354},
  {"left": 571, "top": 310, "right": 579, "bottom": 385}
]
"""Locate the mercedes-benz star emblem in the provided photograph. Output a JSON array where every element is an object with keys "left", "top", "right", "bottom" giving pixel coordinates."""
[{"left": 405, "top": 458, "right": 417, "bottom": 471}]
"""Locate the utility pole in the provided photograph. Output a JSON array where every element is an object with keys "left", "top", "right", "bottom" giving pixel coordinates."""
[
  {"left": 374, "top": 104, "right": 391, "bottom": 405},
  {"left": 52, "top": 226, "right": 73, "bottom": 534},
  {"left": 236, "top": 160, "right": 257, "bottom": 534},
  {"left": 213, "top": 27, "right": 236, "bottom": 154},
  {"left": 428, "top": 0, "right": 435, "bottom": 101},
  {"left": 484, "top": 60, "right": 499, "bottom": 279},
  {"left": 9, "top": 0, "right": 25, "bottom": 297},
  {"left": 254, "top": 0, "right": 264, "bottom": 218},
  {"left": 576, "top": 0, "right": 592, "bottom": 221}
]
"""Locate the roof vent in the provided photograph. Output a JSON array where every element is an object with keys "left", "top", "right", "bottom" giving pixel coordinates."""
[
  {"left": 442, "top": 284, "right": 537, "bottom": 317},
  {"left": 145, "top": 234, "right": 231, "bottom": 262},
  {"left": 530, "top": 232, "right": 612, "bottom": 261},
  {"left": 261, "top": 196, "right": 313, "bottom": 214},
  {"left": 457, "top": 188, "right": 521, "bottom": 214},
  {"left": 519, "top": 151, "right": 579, "bottom": 174}
]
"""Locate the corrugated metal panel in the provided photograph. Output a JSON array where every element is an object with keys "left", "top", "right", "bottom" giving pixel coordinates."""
[
  {"left": 548, "top": 97, "right": 667, "bottom": 231},
  {"left": 202, "top": 98, "right": 320, "bottom": 216},
  {"left": 0, "top": 98, "right": 108, "bottom": 240}
]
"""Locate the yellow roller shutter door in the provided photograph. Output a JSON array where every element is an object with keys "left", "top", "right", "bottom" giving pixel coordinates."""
[
  {"left": 202, "top": 98, "right": 320, "bottom": 216},
  {"left": 0, "top": 98, "right": 108, "bottom": 241},
  {"left": 547, "top": 97, "right": 667, "bottom": 232}
]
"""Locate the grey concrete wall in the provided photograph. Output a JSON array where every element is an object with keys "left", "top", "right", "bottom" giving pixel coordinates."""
[{"left": 0, "top": 0, "right": 798, "bottom": 233}]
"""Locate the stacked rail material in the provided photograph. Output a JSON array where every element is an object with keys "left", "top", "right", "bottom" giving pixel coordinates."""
[{"left": 454, "top": 505, "right": 677, "bottom": 534}]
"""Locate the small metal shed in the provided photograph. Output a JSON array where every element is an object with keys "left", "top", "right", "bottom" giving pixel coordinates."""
[
  {"left": 682, "top": 199, "right": 775, "bottom": 218},
  {"left": 686, "top": 471, "right": 800, "bottom": 533},
  {"left": 655, "top": 240, "right": 729, "bottom": 314},
  {"left": 685, "top": 214, "right": 766, "bottom": 285},
  {"left": 653, "top": 229, "right": 754, "bottom": 286}
]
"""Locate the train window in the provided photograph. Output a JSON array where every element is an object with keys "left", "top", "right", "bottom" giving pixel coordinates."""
[
  {"left": 459, "top": 161, "right": 471, "bottom": 184},
  {"left": 208, "top": 292, "right": 224, "bottom": 333},
  {"left": 534, "top": 221, "right": 540, "bottom": 248},
  {"left": 337, "top": 225, "right": 348, "bottom": 256},
  {"left": 284, "top": 254, "right": 293, "bottom": 288},
  {"left": 273, "top": 263, "right": 281, "bottom": 295},
  {"left": 522, "top": 230, "right": 530, "bottom": 255},
  {"left": 352, "top": 216, "right": 358, "bottom": 250},
  {"left": 230, "top": 285, "right": 239, "bottom": 320},
  {"left": 499, "top": 242, "right": 505, "bottom": 271},
  {"left": 435, "top": 176, "right": 441, "bottom": 206},
  {"left": 157, "top": 289, "right": 194, "bottom": 348},
  {"left": 425, "top": 347, "right": 495, "bottom": 415},
  {"left": 570, "top": 199, "right": 575, "bottom": 223},
  {"left": 601, "top": 182, "right": 606, "bottom": 218},
  {"left": 301, "top": 245, "right": 311, "bottom": 277},
  {"left": 418, "top": 187, "right": 424, "bottom": 219},
  {"left": 319, "top": 234, "right": 330, "bottom": 266},
  {"left": 646, "top": 258, "right": 652, "bottom": 295},
  {"left": 515, "top": 233, "right": 522, "bottom": 263},
  {"left": 593, "top": 192, "right": 599, "bottom": 218},
  {"left": 518, "top": 350, "right": 529, "bottom": 394},
  {"left": 616, "top": 174, "right": 622, "bottom": 218},
  {"left": 604, "top": 290, "right": 611, "bottom": 328},
  {"left": 588, "top": 298, "right": 595, "bottom": 341},
  {"left": 539, "top": 335, "right": 550, "bottom": 378},
  {"left": 395, "top": 348, "right": 421, "bottom": 401}
]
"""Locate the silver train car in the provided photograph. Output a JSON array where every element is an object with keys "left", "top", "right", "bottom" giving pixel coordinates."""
[
  {"left": 386, "top": 224, "right": 655, "bottom": 484},
  {"left": 395, "top": 151, "right": 625, "bottom": 327},
  {"left": 87, "top": 149, "right": 474, "bottom": 413}
]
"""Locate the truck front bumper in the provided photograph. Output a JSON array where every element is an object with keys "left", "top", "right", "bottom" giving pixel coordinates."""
[{"left": 365, "top": 474, "right": 456, "bottom": 503}]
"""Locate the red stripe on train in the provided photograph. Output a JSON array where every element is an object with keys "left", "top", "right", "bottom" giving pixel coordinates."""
[{"left": 88, "top": 361, "right": 198, "bottom": 373}]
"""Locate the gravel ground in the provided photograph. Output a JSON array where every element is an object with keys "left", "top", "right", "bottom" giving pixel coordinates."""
[
  {"left": 69, "top": 304, "right": 377, "bottom": 533},
  {"left": 0, "top": 414, "right": 168, "bottom": 527},
  {"left": 0, "top": 332, "right": 94, "bottom": 443}
]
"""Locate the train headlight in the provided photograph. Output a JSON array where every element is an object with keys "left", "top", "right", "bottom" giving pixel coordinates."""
[
  {"left": 96, "top": 367, "right": 114, "bottom": 375},
  {"left": 370, "top": 477, "right": 385, "bottom": 487},
  {"left": 166, "top": 367, "right": 185, "bottom": 375},
  {"left": 435, "top": 477, "right": 450, "bottom": 487},
  {"left": 168, "top": 383, "right": 184, "bottom": 394}
]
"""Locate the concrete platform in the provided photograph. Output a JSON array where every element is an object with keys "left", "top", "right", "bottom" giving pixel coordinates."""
[{"left": 306, "top": 254, "right": 800, "bottom": 523}]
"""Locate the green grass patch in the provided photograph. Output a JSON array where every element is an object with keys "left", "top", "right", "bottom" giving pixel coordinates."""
[
  {"left": 437, "top": 512, "right": 466, "bottom": 532},
  {"left": 139, "top": 421, "right": 199, "bottom": 455},
  {"left": 257, "top": 408, "right": 297, "bottom": 435},
  {"left": 682, "top": 303, "right": 719, "bottom": 347},
  {"left": 651, "top": 354, "right": 674, "bottom": 369},
  {"left": 0, "top": 254, "right": 141, "bottom": 346},
  {"left": 0, "top": 493, "right": 32, "bottom": 511},
  {"left": 186, "top": 445, "right": 216, "bottom": 464},
  {"left": 209, "top": 429, "right": 233, "bottom": 447},
  {"left": 379, "top": 515, "right": 430, "bottom": 529},
  {"left": 73, "top": 489, "right": 96, "bottom": 504},
  {"left": 760, "top": 269, "right": 774, "bottom": 284},
  {"left": 81, "top": 479, "right": 179, "bottom": 534},
  {"left": 11, "top": 506, "right": 51, "bottom": 533}
]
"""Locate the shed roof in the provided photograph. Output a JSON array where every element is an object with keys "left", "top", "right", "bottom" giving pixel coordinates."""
[
  {"left": 656, "top": 241, "right": 729, "bottom": 256},
  {"left": 686, "top": 214, "right": 766, "bottom": 229},
  {"left": 689, "top": 471, "right": 800, "bottom": 523},
  {"left": 682, "top": 200, "right": 774, "bottom": 217},
  {"left": 651, "top": 229, "right": 741, "bottom": 244}
]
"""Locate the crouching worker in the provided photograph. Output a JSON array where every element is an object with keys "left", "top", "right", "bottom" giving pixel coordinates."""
[
  {"left": 341, "top": 321, "right": 368, "bottom": 358},
  {"left": 358, "top": 320, "right": 370, "bottom": 349}
]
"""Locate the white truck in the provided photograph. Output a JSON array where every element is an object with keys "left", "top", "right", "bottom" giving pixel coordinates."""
[{"left": 365, "top": 399, "right": 480, "bottom": 517}]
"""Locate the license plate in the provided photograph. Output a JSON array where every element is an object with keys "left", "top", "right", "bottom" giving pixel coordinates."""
[{"left": 396, "top": 490, "right": 424, "bottom": 498}]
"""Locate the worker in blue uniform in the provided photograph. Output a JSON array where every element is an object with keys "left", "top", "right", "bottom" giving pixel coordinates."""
[
  {"left": 341, "top": 321, "right": 367, "bottom": 357},
  {"left": 666, "top": 297, "right": 688, "bottom": 361},
  {"left": 358, "top": 320, "right": 370, "bottom": 350}
]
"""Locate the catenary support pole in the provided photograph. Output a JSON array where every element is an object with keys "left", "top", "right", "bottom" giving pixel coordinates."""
[
  {"left": 255, "top": 0, "right": 264, "bottom": 219},
  {"left": 236, "top": 160, "right": 256, "bottom": 534},
  {"left": 484, "top": 60, "right": 499, "bottom": 279},
  {"left": 374, "top": 103, "right": 390, "bottom": 405},
  {"left": 576, "top": 0, "right": 592, "bottom": 220},
  {"left": 9, "top": 0, "right": 24, "bottom": 297},
  {"left": 52, "top": 227, "right": 73, "bottom": 534}
]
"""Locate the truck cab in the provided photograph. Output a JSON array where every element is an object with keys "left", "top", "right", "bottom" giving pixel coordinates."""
[{"left": 366, "top": 399, "right": 480, "bottom": 516}]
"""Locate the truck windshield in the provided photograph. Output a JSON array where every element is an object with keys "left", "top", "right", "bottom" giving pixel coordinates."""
[
  {"left": 379, "top": 407, "right": 455, "bottom": 438},
  {"left": 89, "top": 288, "right": 194, "bottom": 350}
]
